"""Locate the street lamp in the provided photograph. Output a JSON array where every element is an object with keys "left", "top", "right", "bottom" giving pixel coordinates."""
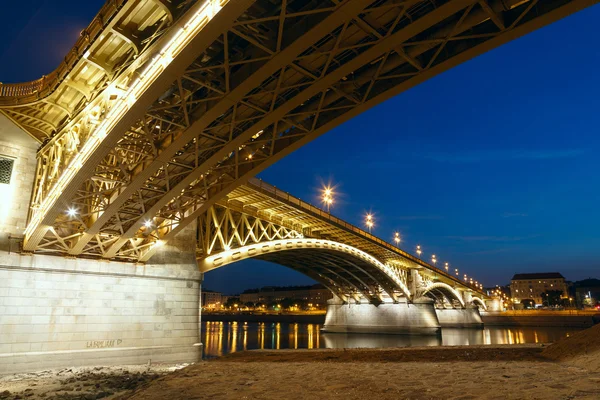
[
  {"left": 394, "top": 232, "right": 401, "bottom": 246},
  {"left": 444, "top": 262, "right": 449, "bottom": 272},
  {"left": 455, "top": 268, "right": 459, "bottom": 276},
  {"left": 416, "top": 245, "right": 422, "bottom": 257},
  {"left": 431, "top": 254, "right": 437, "bottom": 266},
  {"left": 365, "top": 213, "right": 374, "bottom": 233},
  {"left": 322, "top": 186, "right": 334, "bottom": 213}
]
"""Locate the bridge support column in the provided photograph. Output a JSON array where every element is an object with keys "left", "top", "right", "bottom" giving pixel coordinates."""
[
  {"left": 0, "top": 250, "right": 202, "bottom": 375},
  {"left": 485, "top": 298, "right": 503, "bottom": 312},
  {"left": 462, "top": 290, "right": 473, "bottom": 305},
  {"left": 434, "top": 306, "right": 484, "bottom": 328},
  {"left": 322, "top": 297, "right": 440, "bottom": 335},
  {"left": 0, "top": 123, "right": 203, "bottom": 375}
]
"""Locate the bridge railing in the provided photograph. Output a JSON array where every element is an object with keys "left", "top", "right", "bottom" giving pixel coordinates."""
[
  {"left": 0, "top": 0, "right": 127, "bottom": 105},
  {"left": 248, "top": 178, "right": 484, "bottom": 295}
]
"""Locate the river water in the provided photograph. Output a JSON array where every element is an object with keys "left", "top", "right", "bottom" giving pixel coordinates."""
[{"left": 202, "top": 321, "right": 582, "bottom": 358}]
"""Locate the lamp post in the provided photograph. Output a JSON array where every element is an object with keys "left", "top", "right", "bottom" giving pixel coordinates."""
[
  {"left": 416, "top": 245, "right": 422, "bottom": 257},
  {"left": 455, "top": 268, "right": 459, "bottom": 276},
  {"left": 365, "top": 213, "right": 374, "bottom": 233},
  {"left": 322, "top": 186, "right": 334, "bottom": 213},
  {"left": 394, "top": 232, "right": 401, "bottom": 246},
  {"left": 431, "top": 254, "right": 437, "bottom": 267},
  {"left": 444, "top": 262, "right": 449, "bottom": 272}
]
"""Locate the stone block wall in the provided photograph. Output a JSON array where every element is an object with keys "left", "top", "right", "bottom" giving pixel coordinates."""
[
  {"left": 0, "top": 252, "right": 202, "bottom": 375},
  {"left": 0, "top": 116, "right": 203, "bottom": 375},
  {"left": 0, "top": 114, "right": 38, "bottom": 252}
]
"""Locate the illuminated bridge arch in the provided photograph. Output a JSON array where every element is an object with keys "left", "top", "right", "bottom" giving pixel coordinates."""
[
  {"left": 200, "top": 238, "right": 412, "bottom": 304},
  {"left": 421, "top": 282, "right": 465, "bottom": 308},
  {"left": 471, "top": 296, "right": 488, "bottom": 311}
]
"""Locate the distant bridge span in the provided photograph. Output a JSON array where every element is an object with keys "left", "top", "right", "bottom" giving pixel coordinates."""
[
  {"left": 0, "top": 0, "right": 594, "bottom": 262},
  {"left": 195, "top": 178, "right": 487, "bottom": 307}
]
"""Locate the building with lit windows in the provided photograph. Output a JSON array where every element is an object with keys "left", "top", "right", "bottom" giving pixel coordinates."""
[
  {"left": 240, "top": 284, "right": 333, "bottom": 308},
  {"left": 201, "top": 290, "right": 223, "bottom": 309},
  {"left": 510, "top": 272, "right": 568, "bottom": 305}
]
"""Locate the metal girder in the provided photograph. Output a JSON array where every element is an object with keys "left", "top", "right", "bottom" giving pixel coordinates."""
[
  {"left": 197, "top": 204, "right": 409, "bottom": 304},
  {"left": 25, "top": 0, "right": 598, "bottom": 269},
  {"left": 196, "top": 205, "right": 304, "bottom": 257},
  {"left": 63, "top": 80, "right": 92, "bottom": 100},
  {"left": 132, "top": 0, "right": 482, "bottom": 262},
  {"left": 71, "top": 0, "right": 378, "bottom": 258},
  {"left": 421, "top": 282, "right": 466, "bottom": 307},
  {"left": 23, "top": 0, "right": 255, "bottom": 251}
]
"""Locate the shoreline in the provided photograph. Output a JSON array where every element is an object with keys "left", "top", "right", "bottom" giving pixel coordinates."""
[
  {"left": 2, "top": 325, "right": 598, "bottom": 399},
  {"left": 0, "top": 344, "right": 597, "bottom": 399},
  {"left": 202, "top": 311, "right": 600, "bottom": 327}
]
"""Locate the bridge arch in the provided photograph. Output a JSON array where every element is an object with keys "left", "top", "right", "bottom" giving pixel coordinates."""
[
  {"left": 421, "top": 282, "right": 465, "bottom": 308},
  {"left": 471, "top": 296, "right": 488, "bottom": 311},
  {"left": 200, "top": 238, "right": 412, "bottom": 303}
]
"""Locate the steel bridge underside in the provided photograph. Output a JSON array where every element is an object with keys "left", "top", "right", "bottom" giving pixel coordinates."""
[
  {"left": 5, "top": 0, "right": 594, "bottom": 263},
  {"left": 256, "top": 249, "right": 404, "bottom": 304},
  {"left": 196, "top": 178, "right": 487, "bottom": 304}
]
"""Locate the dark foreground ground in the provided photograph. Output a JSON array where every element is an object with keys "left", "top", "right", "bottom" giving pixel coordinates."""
[{"left": 1, "top": 324, "right": 599, "bottom": 400}]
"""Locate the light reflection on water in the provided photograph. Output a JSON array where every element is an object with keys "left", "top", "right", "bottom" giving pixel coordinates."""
[{"left": 202, "top": 321, "right": 581, "bottom": 359}]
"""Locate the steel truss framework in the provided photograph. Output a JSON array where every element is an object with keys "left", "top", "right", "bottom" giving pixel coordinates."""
[
  {"left": 199, "top": 204, "right": 412, "bottom": 304},
  {"left": 421, "top": 282, "right": 466, "bottom": 308},
  {"left": 11, "top": 0, "right": 596, "bottom": 263},
  {"left": 195, "top": 203, "right": 489, "bottom": 306}
]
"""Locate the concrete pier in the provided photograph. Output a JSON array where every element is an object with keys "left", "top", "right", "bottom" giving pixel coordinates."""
[
  {"left": 435, "top": 306, "right": 484, "bottom": 328},
  {"left": 322, "top": 298, "right": 441, "bottom": 335},
  {"left": 0, "top": 115, "right": 204, "bottom": 374},
  {"left": 0, "top": 250, "right": 203, "bottom": 375}
]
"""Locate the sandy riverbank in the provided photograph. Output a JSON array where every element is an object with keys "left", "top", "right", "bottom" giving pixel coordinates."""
[{"left": 1, "top": 324, "right": 599, "bottom": 400}]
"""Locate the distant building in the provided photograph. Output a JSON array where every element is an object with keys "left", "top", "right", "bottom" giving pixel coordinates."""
[
  {"left": 571, "top": 278, "right": 600, "bottom": 308},
  {"left": 510, "top": 272, "right": 568, "bottom": 305},
  {"left": 220, "top": 295, "right": 240, "bottom": 306},
  {"left": 201, "top": 290, "right": 222, "bottom": 309},
  {"left": 240, "top": 284, "right": 333, "bottom": 307}
]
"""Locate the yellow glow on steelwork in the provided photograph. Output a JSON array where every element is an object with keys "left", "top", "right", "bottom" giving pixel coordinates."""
[
  {"left": 203, "top": 238, "right": 412, "bottom": 299},
  {"left": 24, "top": 0, "right": 229, "bottom": 242}
]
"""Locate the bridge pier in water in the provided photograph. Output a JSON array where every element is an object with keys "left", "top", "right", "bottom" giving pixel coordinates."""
[
  {"left": 435, "top": 306, "right": 484, "bottom": 329},
  {"left": 323, "top": 298, "right": 484, "bottom": 335}
]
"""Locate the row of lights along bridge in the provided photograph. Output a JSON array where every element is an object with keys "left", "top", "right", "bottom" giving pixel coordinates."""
[
  {"left": 321, "top": 185, "right": 484, "bottom": 291},
  {"left": 65, "top": 184, "right": 484, "bottom": 291}
]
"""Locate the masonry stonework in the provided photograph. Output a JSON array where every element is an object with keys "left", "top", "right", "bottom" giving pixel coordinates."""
[{"left": 0, "top": 115, "right": 203, "bottom": 374}]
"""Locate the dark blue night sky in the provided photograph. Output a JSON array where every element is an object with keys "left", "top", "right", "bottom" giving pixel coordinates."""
[{"left": 2, "top": 1, "right": 599, "bottom": 293}]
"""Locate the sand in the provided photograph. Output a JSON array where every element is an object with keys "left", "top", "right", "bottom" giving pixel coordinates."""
[
  {"left": 117, "top": 345, "right": 599, "bottom": 400},
  {"left": 542, "top": 323, "right": 600, "bottom": 371},
  {"left": 2, "top": 325, "right": 600, "bottom": 399}
]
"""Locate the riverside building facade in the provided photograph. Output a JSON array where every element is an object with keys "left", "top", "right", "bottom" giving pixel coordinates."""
[{"left": 510, "top": 272, "right": 568, "bottom": 305}]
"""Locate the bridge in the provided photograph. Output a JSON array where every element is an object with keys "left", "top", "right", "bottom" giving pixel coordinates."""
[
  {"left": 198, "top": 178, "right": 491, "bottom": 333},
  {"left": 0, "top": 0, "right": 595, "bottom": 373}
]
